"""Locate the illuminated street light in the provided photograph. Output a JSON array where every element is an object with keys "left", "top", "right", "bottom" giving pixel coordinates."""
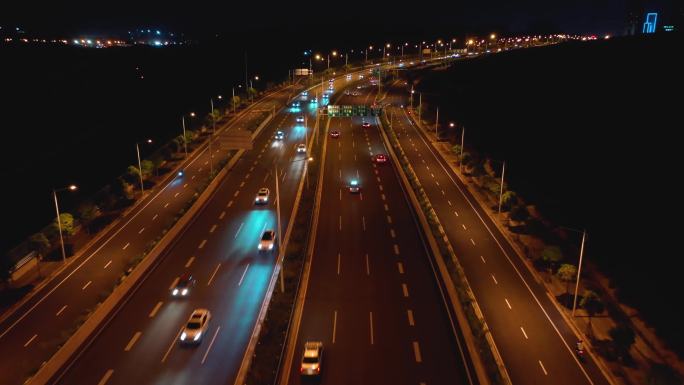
[{"left": 53, "top": 184, "right": 78, "bottom": 263}]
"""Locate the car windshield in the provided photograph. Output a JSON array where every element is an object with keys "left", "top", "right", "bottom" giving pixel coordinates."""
[
  {"left": 259, "top": 191, "right": 267, "bottom": 196},
  {"left": 187, "top": 321, "right": 201, "bottom": 329},
  {"left": 262, "top": 232, "right": 273, "bottom": 241},
  {"left": 303, "top": 356, "right": 319, "bottom": 364}
]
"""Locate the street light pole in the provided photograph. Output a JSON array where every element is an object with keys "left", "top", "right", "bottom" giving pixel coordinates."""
[
  {"left": 572, "top": 230, "right": 587, "bottom": 316},
  {"left": 181, "top": 116, "right": 188, "bottom": 158},
  {"left": 460, "top": 127, "right": 465, "bottom": 173},
  {"left": 275, "top": 164, "right": 285, "bottom": 293},
  {"left": 53, "top": 189, "right": 66, "bottom": 263},
  {"left": 435, "top": 106, "right": 439, "bottom": 137},
  {"left": 232, "top": 87, "right": 236, "bottom": 114},
  {"left": 136, "top": 142, "right": 144, "bottom": 195},
  {"left": 210, "top": 98, "right": 215, "bottom": 134},
  {"left": 498, "top": 162, "right": 506, "bottom": 214}
]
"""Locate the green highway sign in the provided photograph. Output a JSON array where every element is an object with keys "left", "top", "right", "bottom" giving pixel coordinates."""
[{"left": 327, "top": 105, "right": 381, "bottom": 117}]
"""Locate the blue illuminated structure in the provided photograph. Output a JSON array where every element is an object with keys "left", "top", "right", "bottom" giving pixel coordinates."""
[{"left": 642, "top": 12, "right": 658, "bottom": 34}]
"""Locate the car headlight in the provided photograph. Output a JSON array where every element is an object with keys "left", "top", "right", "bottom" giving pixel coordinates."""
[
  {"left": 180, "top": 332, "right": 187, "bottom": 341},
  {"left": 181, "top": 288, "right": 188, "bottom": 296},
  {"left": 194, "top": 332, "right": 201, "bottom": 341},
  {"left": 268, "top": 244, "right": 274, "bottom": 250},
  {"left": 172, "top": 289, "right": 179, "bottom": 296},
  {"left": 258, "top": 244, "right": 263, "bottom": 250}
]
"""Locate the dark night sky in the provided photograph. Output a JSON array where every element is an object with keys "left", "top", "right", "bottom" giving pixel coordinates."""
[{"left": 1, "top": 0, "right": 654, "bottom": 40}]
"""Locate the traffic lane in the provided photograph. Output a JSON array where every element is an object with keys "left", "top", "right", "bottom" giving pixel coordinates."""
[
  {"left": 391, "top": 106, "right": 605, "bottom": 385},
  {"left": 55, "top": 106, "right": 306, "bottom": 384},
  {"left": 289, "top": 117, "right": 467, "bottom": 385},
  {"left": 0, "top": 127, "right": 249, "bottom": 382},
  {"left": 359, "top": 117, "right": 473, "bottom": 385}
]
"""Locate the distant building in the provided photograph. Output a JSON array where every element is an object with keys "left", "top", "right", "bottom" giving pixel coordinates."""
[{"left": 643, "top": 12, "right": 659, "bottom": 33}]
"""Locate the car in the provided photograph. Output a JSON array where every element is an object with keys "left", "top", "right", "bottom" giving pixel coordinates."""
[
  {"left": 330, "top": 130, "right": 340, "bottom": 138},
  {"left": 349, "top": 179, "right": 360, "bottom": 193},
  {"left": 373, "top": 154, "right": 388, "bottom": 163},
  {"left": 300, "top": 341, "right": 323, "bottom": 377},
  {"left": 297, "top": 143, "right": 306, "bottom": 153},
  {"left": 275, "top": 130, "right": 285, "bottom": 140},
  {"left": 362, "top": 121, "right": 371, "bottom": 128},
  {"left": 344, "top": 90, "right": 351, "bottom": 95},
  {"left": 258, "top": 230, "right": 276, "bottom": 251},
  {"left": 346, "top": 74, "right": 352, "bottom": 80},
  {"left": 328, "top": 78, "right": 334, "bottom": 83},
  {"left": 359, "top": 74, "right": 364, "bottom": 79},
  {"left": 255, "top": 187, "right": 270, "bottom": 204},
  {"left": 296, "top": 115, "right": 305, "bottom": 123},
  {"left": 180, "top": 309, "right": 211, "bottom": 344},
  {"left": 302, "top": 91, "right": 308, "bottom": 96},
  {"left": 171, "top": 273, "right": 196, "bottom": 297}
]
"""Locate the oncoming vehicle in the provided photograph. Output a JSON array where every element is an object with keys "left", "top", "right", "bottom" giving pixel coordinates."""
[
  {"left": 275, "top": 130, "right": 285, "bottom": 140},
  {"left": 330, "top": 130, "right": 340, "bottom": 138},
  {"left": 349, "top": 179, "right": 360, "bottom": 193},
  {"left": 362, "top": 121, "right": 371, "bottom": 128},
  {"left": 300, "top": 341, "right": 323, "bottom": 377},
  {"left": 171, "top": 273, "right": 196, "bottom": 297},
  {"left": 296, "top": 115, "right": 305, "bottom": 123},
  {"left": 297, "top": 144, "right": 307, "bottom": 153},
  {"left": 180, "top": 309, "right": 211, "bottom": 345},
  {"left": 255, "top": 188, "right": 270, "bottom": 205},
  {"left": 258, "top": 230, "right": 276, "bottom": 251},
  {"left": 373, "top": 154, "right": 388, "bottom": 164}
]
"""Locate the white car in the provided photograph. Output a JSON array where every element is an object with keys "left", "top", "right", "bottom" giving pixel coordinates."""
[
  {"left": 180, "top": 309, "right": 211, "bottom": 345},
  {"left": 296, "top": 115, "right": 305, "bottom": 123},
  {"left": 300, "top": 341, "right": 323, "bottom": 377},
  {"left": 297, "top": 144, "right": 306, "bottom": 153},
  {"left": 258, "top": 230, "right": 276, "bottom": 251},
  {"left": 255, "top": 188, "right": 270, "bottom": 205}
]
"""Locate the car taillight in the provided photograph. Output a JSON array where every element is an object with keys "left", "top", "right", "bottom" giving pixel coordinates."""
[
  {"left": 300, "top": 366, "right": 305, "bottom": 373},
  {"left": 315, "top": 366, "right": 320, "bottom": 372}
]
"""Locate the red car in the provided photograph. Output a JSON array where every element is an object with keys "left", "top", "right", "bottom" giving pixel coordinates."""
[
  {"left": 373, "top": 154, "right": 388, "bottom": 163},
  {"left": 362, "top": 121, "right": 371, "bottom": 128},
  {"left": 330, "top": 130, "right": 340, "bottom": 138}
]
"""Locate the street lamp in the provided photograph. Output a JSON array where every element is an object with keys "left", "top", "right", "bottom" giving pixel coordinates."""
[
  {"left": 53, "top": 184, "right": 77, "bottom": 263},
  {"left": 560, "top": 227, "right": 588, "bottom": 317},
  {"left": 135, "top": 139, "right": 152, "bottom": 195}
]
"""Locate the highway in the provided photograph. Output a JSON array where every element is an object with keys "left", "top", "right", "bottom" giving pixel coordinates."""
[
  {"left": 49, "top": 75, "right": 355, "bottom": 385},
  {"left": 381, "top": 80, "right": 611, "bottom": 385},
  {"left": 283, "top": 82, "right": 474, "bottom": 385}
]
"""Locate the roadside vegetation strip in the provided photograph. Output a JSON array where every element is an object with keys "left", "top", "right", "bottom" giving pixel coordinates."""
[
  {"left": 26, "top": 101, "right": 281, "bottom": 385},
  {"left": 379, "top": 109, "right": 511, "bottom": 385}
]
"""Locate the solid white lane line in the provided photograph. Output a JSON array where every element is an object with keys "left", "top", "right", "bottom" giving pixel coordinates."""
[
  {"left": 97, "top": 369, "right": 114, "bottom": 385},
  {"left": 332, "top": 311, "right": 338, "bottom": 344},
  {"left": 24, "top": 334, "right": 37, "bottom": 347},
  {"left": 397, "top": 262, "right": 404, "bottom": 274},
  {"left": 491, "top": 274, "right": 498, "bottom": 285},
  {"left": 185, "top": 256, "right": 195, "bottom": 268},
  {"left": 161, "top": 328, "right": 182, "bottom": 363},
  {"left": 238, "top": 264, "right": 250, "bottom": 286},
  {"left": 104, "top": 260, "right": 112, "bottom": 269},
  {"left": 201, "top": 326, "right": 221, "bottom": 364},
  {"left": 219, "top": 211, "right": 226, "bottom": 219},
  {"left": 56, "top": 305, "right": 67, "bottom": 316},
  {"left": 413, "top": 341, "right": 423, "bottom": 363},
  {"left": 470, "top": 238, "right": 476, "bottom": 245},
  {"left": 365, "top": 253, "right": 370, "bottom": 275},
  {"left": 210, "top": 224, "right": 217, "bottom": 233},
  {"left": 152, "top": 214, "right": 158, "bottom": 221},
  {"left": 82, "top": 281, "right": 92, "bottom": 290},
  {"left": 390, "top": 229, "right": 396, "bottom": 238},
  {"left": 198, "top": 239, "right": 207, "bottom": 249},
  {"left": 394, "top": 244, "right": 400, "bottom": 255},
  {"left": 174, "top": 192, "right": 180, "bottom": 198},
  {"left": 149, "top": 301, "right": 163, "bottom": 318},
  {"left": 207, "top": 263, "right": 221, "bottom": 286},
  {"left": 227, "top": 200, "right": 233, "bottom": 208},
  {"left": 138, "top": 227, "right": 145, "bottom": 234},
  {"left": 402, "top": 283, "right": 409, "bottom": 297},
  {"left": 521, "top": 326, "right": 529, "bottom": 339},
  {"left": 387, "top": 215, "right": 392, "bottom": 224},
  {"left": 362, "top": 216, "right": 366, "bottom": 231},
  {"left": 337, "top": 253, "right": 341, "bottom": 275},
  {"left": 462, "top": 224, "right": 467, "bottom": 230},
  {"left": 505, "top": 298, "right": 512, "bottom": 309},
  {"left": 369, "top": 312, "right": 374, "bottom": 345},
  {"left": 405, "top": 310, "right": 416, "bottom": 328},
  {"left": 125, "top": 331, "right": 142, "bottom": 351},
  {"left": 539, "top": 360, "right": 548, "bottom": 375},
  {"left": 164, "top": 202, "right": 169, "bottom": 208},
  {"left": 122, "top": 243, "right": 130, "bottom": 250}
]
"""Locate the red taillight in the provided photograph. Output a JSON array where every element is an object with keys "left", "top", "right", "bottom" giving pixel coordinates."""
[
  {"left": 315, "top": 367, "right": 320, "bottom": 372},
  {"left": 300, "top": 366, "right": 305, "bottom": 373}
]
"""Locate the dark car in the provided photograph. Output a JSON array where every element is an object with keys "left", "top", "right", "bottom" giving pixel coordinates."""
[
  {"left": 172, "top": 273, "right": 196, "bottom": 297},
  {"left": 330, "top": 130, "right": 340, "bottom": 138}
]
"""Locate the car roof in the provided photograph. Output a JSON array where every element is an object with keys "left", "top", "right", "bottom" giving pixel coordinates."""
[
  {"left": 190, "top": 308, "right": 209, "bottom": 318},
  {"left": 179, "top": 273, "right": 193, "bottom": 281},
  {"left": 258, "top": 188, "right": 269, "bottom": 193}
]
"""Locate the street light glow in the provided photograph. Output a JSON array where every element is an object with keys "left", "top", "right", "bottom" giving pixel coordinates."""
[
  {"left": 490, "top": 33, "right": 497, "bottom": 40},
  {"left": 68, "top": 185, "right": 78, "bottom": 191}
]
